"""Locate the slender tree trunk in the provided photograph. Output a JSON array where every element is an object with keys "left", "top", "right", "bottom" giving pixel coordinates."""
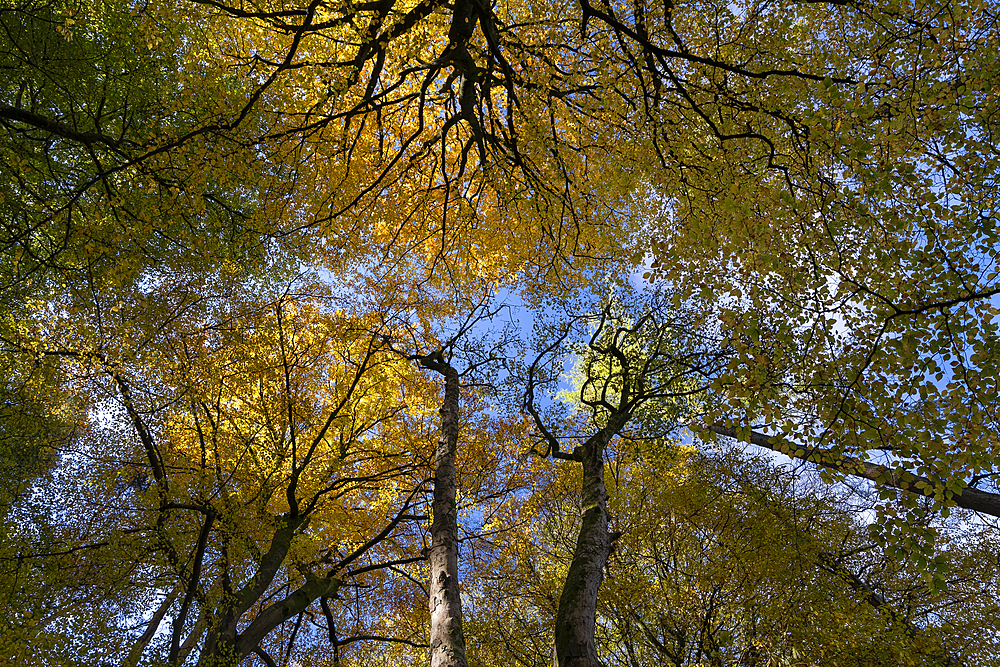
[
  {"left": 554, "top": 436, "right": 611, "bottom": 667},
  {"left": 424, "top": 358, "right": 468, "bottom": 667},
  {"left": 124, "top": 584, "right": 179, "bottom": 667}
]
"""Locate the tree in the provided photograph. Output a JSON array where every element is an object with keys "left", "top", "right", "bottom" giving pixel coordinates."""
[
  {"left": 415, "top": 347, "right": 469, "bottom": 667},
  {"left": 524, "top": 290, "right": 724, "bottom": 667},
  {"left": 465, "top": 443, "right": 1000, "bottom": 667},
  {"left": 0, "top": 0, "right": 281, "bottom": 288},
  {"left": 2, "top": 278, "right": 440, "bottom": 666},
  {"left": 640, "top": 0, "right": 1000, "bottom": 527},
  {"left": 380, "top": 292, "right": 528, "bottom": 667},
  {"left": 4, "top": 0, "right": 1000, "bottom": 664}
]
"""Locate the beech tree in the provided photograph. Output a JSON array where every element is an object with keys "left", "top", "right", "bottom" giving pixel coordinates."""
[
  {"left": 640, "top": 0, "right": 1000, "bottom": 528},
  {"left": 3, "top": 0, "right": 1000, "bottom": 664},
  {"left": 524, "top": 292, "right": 723, "bottom": 667},
  {"left": 466, "top": 445, "right": 1000, "bottom": 667},
  {"left": 3, "top": 280, "right": 442, "bottom": 666}
]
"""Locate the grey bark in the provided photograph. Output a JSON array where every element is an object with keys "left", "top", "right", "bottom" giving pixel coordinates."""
[
  {"left": 553, "top": 436, "right": 612, "bottom": 667},
  {"left": 420, "top": 354, "right": 469, "bottom": 667},
  {"left": 706, "top": 424, "right": 1000, "bottom": 517}
]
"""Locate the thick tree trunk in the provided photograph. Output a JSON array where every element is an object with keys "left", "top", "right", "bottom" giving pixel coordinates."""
[
  {"left": 195, "top": 517, "right": 302, "bottom": 667},
  {"left": 425, "top": 360, "right": 468, "bottom": 667},
  {"left": 554, "top": 437, "right": 611, "bottom": 667}
]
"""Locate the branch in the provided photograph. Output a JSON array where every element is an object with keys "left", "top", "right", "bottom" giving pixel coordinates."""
[
  {"left": 345, "top": 554, "right": 426, "bottom": 578},
  {"left": 233, "top": 515, "right": 305, "bottom": 615},
  {"left": 253, "top": 647, "right": 279, "bottom": 667},
  {"left": 169, "top": 509, "right": 215, "bottom": 666},
  {"left": 817, "top": 553, "right": 963, "bottom": 667},
  {"left": 124, "top": 584, "right": 180, "bottom": 667},
  {"left": 177, "top": 608, "right": 208, "bottom": 664},
  {"left": 326, "top": 489, "right": 421, "bottom": 573},
  {"left": 577, "top": 0, "right": 855, "bottom": 84},
  {"left": 0, "top": 105, "right": 124, "bottom": 150},
  {"left": 524, "top": 323, "right": 578, "bottom": 460},
  {"left": 234, "top": 575, "right": 342, "bottom": 659},
  {"left": 333, "top": 634, "right": 429, "bottom": 649},
  {"left": 705, "top": 424, "right": 1000, "bottom": 517},
  {"left": 36, "top": 348, "right": 167, "bottom": 487}
]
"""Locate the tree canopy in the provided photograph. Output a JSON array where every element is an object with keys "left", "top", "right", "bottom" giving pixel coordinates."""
[{"left": 2, "top": 0, "right": 1000, "bottom": 665}]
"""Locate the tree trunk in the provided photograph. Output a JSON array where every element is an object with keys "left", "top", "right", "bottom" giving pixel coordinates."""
[
  {"left": 426, "top": 360, "right": 468, "bottom": 667},
  {"left": 554, "top": 437, "right": 611, "bottom": 667},
  {"left": 195, "top": 517, "right": 302, "bottom": 667},
  {"left": 124, "top": 584, "right": 179, "bottom": 667}
]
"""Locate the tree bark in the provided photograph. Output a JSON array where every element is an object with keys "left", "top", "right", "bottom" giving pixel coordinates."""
[
  {"left": 422, "top": 356, "right": 468, "bottom": 667},
  {"left": 235, "top": 576, "right": 342, "bottom": 658},
  {"left": 554, "top": 436, "right": 611, "bottom": 667}
]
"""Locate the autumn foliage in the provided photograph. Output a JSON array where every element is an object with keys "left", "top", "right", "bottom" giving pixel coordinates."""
[{"left": 2, "top": 0, "right": 1000, "bottom": 665}]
